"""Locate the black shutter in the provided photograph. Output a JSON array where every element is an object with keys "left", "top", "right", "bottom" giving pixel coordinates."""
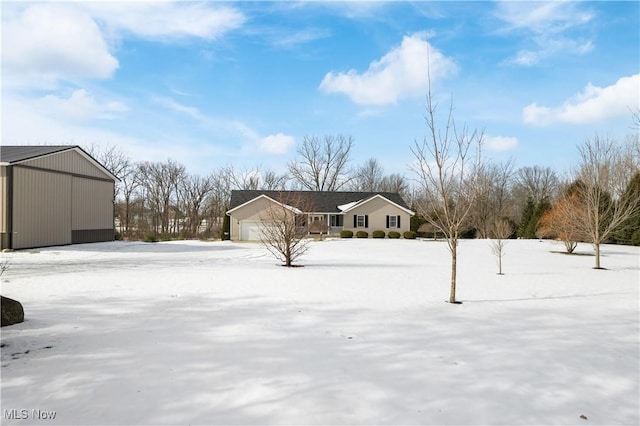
[
  {"left": 397, "top": 215, "right": 401, "bottom": 228},
  {"left": 354, "top": 215, "right": 357, "bottom": 228},
  {"left": 365, "top": 215, "right": 369, "bottom": 228},
  {"left": 386, "top": 215, "right": 389, "bottom": 228}
]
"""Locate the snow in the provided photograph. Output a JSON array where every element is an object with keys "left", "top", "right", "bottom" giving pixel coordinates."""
[
  {"left": 1, "top": 238, "right": 638, "bottom": 425},
  {"left": 337, "top": 200, "right": 362, "bottom": 211}
]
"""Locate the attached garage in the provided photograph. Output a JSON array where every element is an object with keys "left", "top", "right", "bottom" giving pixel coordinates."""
[
  {"left": 1, "top": 146, "right": 118, "bottom": 250},
  {"left": 240, "top": 221, "right": 262, "bottom": 241}
]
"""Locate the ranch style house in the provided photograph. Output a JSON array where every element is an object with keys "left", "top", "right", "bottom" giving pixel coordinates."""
[{"left": 227, "top": 190, "right": 415, "bottom": 241}]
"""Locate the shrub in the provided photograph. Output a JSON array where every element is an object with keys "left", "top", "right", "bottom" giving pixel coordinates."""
[
  {"left": 388, "top": 231, "right": 401, "bottom": 239},
  {"left": 340, "top": 230, "right": 354, "bottom": 238},
  {"left": 114, "top": 231, "right": 122, "bottom": 241},
  {"left": 143, "top": 233, "right": 158, "bottom": 243},
  {"left": 403, "top": 231, "right": 417, "bottom": 239},
  {"left": 356, "top": 231, "right": 369, "bottom": 238},
  {"left": 372, "top": 230, "right": 386, "bottom": 239}
]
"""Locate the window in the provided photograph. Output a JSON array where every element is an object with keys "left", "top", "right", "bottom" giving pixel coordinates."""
[
  {"left": 330, "top": 215, "right": 343, "bottom": 227},
  {"left": 355, "top": 214, "right": 368, "bottom": 228},
  {"left": 386, "top": 215, "right": 401, "bottom": 229}
]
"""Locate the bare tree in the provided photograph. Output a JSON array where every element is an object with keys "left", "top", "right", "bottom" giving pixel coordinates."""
[
  {"left": 380, "top": 173, "right": 409, "bottom": 197},
  {"left": 85, "top": 144, "right": 129, "bottom": 181},
  {"left": 490, "top": 218, "right": 512, "bottom": 275},
  {"left": 179, "top": 173, "right": 215, "bottom": 238},
  {"left": 470, "top": 160, "right": 515, "bottom": 238},
  {"left": 573, "top": 134, "right": 640, "bottom": 268},
  {"left": 288, "top": 135, "right": 354, "bottom": 191},
  {"left": 351, "top": 158, "right": 384, "bottom": 191},
  {"left": 631, "top": 107, "right": 640, "bottom": 130},
  {"left": 411, "top": 77, "right": 483, "bottom": 304},
  {"left": 258, "top": 192, "right": 312, "bottom": 267},
  {"left": 117, "top": 161, "right": 140, "bottom": 236},
  {"left": 223, "top": 164, "right": 288, "bottom": 191},
  {"left": 514, "top": 165, "right": 558, "bottom": 204},
  {"left": 137, "top": 160, "right": 186, "bottom": 235}
]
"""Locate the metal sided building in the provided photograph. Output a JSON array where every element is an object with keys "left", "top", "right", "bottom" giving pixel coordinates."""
[{"left": 1, "top": 146, "right": 118, "bottom": 250}]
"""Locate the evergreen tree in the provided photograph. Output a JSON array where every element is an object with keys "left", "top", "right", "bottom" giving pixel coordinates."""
[
  {"left": 614, "top": 172, "right": 640, "bottom": 245},
  {"left": 517, "top": 197, "right": 535, "bottom": 238}
]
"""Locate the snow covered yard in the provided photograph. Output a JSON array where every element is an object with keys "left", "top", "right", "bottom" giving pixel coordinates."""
[{"left": 0, "top": 238, "right": 638, "bottom": 426}]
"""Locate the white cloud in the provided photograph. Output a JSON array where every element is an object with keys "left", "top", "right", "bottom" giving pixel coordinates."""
[
  {"left": 37, "top": 89, "right": 128, "bottom": 122},
  {"left": 495, "top": 2, "right": 593, "bottom": 34},
  {"left": 1, "top": 2, "right": 246, "bottom": 88},
  {"left": 485, "top": 135, "right": 518, "bottom": 152},
  {"left": 259, "top": 133, "right": 296, "bottom": 154},
  {"left": 494, "top": 1, "right": 594, "bottom": 66},
  {"left": 2, "top": 3, "right": 119, "bottom": 87},
  {"left": 153, "top": 97, "right": 207, "bottom": 122},
  {"left": 523, "top": 74, "right": 640, "bottom": 126},
  {"left": 270, "top": 28, "right": 331, "bottom": 48},
  {"left": 84, "top": 2, "right": 245, "bottom": 41},
  {"left": 153, "top": 97, "right": 294, "bottom": 155},
  {"left": 319, "top": 32, "right": 457, "bottom": 106}
]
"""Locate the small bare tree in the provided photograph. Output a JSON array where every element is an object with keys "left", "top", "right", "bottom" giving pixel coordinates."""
[
  {"left": 258, "top": 192, "right": 312, "bottom": 267},
  {"left": 573, "top": 134, "right": 640, "bottom": 269},
  {"left": 490, "top": 218, "right": 512, "bottom": 275},
  {"left": 411, "top": 72, "right": 483, "bottom": 304},
  {"left": 288, "top": 135, "right": 354, "bottom": 191}
]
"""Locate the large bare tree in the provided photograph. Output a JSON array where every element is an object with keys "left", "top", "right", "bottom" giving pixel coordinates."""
[
  {"left": 470, "top": 160, "right": 515, "bottom": 238},
  {"left": 179, "top": 173, "right": 214, "bottom": 238},
  {"left": 137, "top": 160, "right": 186, "bottom": 235},
  {"left": 351, "top": 158, "right": 385, "bottom": 191},
  {"left": 288, "top": 135, "right": 354, "bottom": 191},
  {"left": 116, "top": 161, "right": 140, "bottom": 236},
  {"left": 572, "top": 134, "right": 640, "bottom": 268},
  {"left": 258, "top": 192, "right": 312, "bottom": 267},
  {"left": 351, "top": 158, "right": 410, "bottom": 199},
  {"left": 411, "top": 79, "right": 483, "bottom": 304}
]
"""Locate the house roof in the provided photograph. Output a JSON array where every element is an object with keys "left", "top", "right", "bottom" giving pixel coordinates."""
[
  {"left": 228, "top": 190, "right": 413, "bottom": 214},
  {"left": 0, "top": 145, "right": 118, "bottom": 181}
]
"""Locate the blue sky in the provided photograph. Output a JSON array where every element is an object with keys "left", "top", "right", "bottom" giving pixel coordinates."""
[{"left": 2, "top": 1, "right": 639, "bottom": 177}]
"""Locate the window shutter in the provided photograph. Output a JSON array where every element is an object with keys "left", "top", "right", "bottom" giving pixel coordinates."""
[
  {"left": 397, "top": 215, "right": 401, "bottom": 228},
  {"left": 386, "top": 215, "right": 390, "bottom": 228},
  {"left": 354, "top": 215, "right": 357, "bottom": 228},
  {"left": 365, "top": 215, "right": 369, "bottom": 228}
]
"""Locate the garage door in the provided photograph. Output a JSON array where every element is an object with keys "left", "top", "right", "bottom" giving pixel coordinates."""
[{"left": 240, "top": 221, "right": 262, "bottom": 241}]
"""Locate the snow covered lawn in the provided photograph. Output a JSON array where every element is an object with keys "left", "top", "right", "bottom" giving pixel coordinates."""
[{"left": 1, "top": 238, "right": 638, "bottom": 425}]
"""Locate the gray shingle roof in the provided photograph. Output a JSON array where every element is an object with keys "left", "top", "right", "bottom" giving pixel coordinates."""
[
  {"left": 229, "top": 190, "right": 412, "bottom": 213},
  {"left": 0, "top": 145, "right": 78, "bottom": 164}
]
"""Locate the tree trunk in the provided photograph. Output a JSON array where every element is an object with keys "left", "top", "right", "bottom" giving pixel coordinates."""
[
  {"left": 594, "top": 242, "right": 601, "bottom": 269},
  {"left": 449, "top": 242, "right": 457, "bottom": 303}
]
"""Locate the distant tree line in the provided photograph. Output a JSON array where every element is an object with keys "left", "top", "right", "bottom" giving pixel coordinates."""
[{"left": 86, "top": 121, "right": 640, "bottom": 255}]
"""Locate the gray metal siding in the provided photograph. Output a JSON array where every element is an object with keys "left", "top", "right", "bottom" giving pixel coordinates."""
[
  {"left": 72, "top": 178, "right": 114, "bottom": 231},
  {"left": 0, "top": 166, "right": 7, "bottom": 233},
  {"left": 12, "top": 167, "right": 72, "bottom": 249},
  {"left": 21, "top": 150, "right": 110, "bottom": 180}
]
